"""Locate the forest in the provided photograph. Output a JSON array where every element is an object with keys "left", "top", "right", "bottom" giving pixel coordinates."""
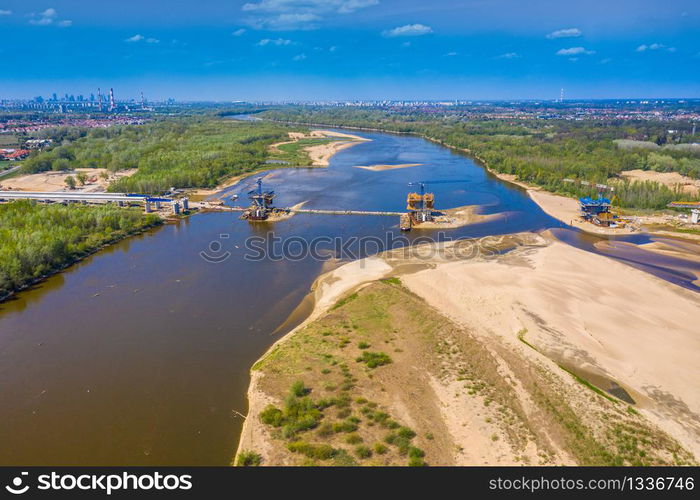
[
  {"left": 20, "top": 119, "right": 306, "bottom": 194},
  {"left": 0, "top": 200, "right": 161, "bottom": 300},
  {"left": 258, "top": 107, "right": 700, "bottom": 209}
]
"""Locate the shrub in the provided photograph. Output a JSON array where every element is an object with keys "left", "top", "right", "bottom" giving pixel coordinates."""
[
  {"left": 394, "top": 437, "right": 411, "bottom": 456},
  {"left": 374, "top": 443, "right": 389, "bottom": 455},
  {"left": 291, "top": 380, "right": 309, "bottom": 397},
  {"left": 236, "top": 450, "right": 262, "bottom": 466},
  {"left": 356, "top": 351, "right": 392, "bottom": 369},
  {"left": 346, "top": 433, "right": 363, "bottom": 444},
  {"left": 332, "top": 449, "right": 358, "bottom": 466},
  {"left": 355, "top": 445, "right": 372, "bottom": 459},
  {"left": 358, "top": 342, "right": 371, "bottom": 349},
  {"left": 408, "top": 447, "right": 425, "bottom": 458},
  {"left": 333, "top": 420, "right": 359, "bottom": 433},
  {"left": 408, "top": 457, "right": 427, "bottom": 466},
  {"left": 260, "top": 406, "right": 283, "bottom": 426},
  {"left": 287, "top": 441, "right": 337, "bottom": 460},
  {"left": 317, "top": 422, "right": 334, "bottom": 437},
  {"left": 398, "top": 427, "right": 416, "bottom": 439}
]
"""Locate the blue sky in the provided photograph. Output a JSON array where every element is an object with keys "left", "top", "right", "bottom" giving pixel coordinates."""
[{"left": 0, "top": 0, "right": 698, "bottom": 100}]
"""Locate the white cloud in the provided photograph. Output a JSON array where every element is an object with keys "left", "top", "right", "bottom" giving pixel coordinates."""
[
  {"left": 445, "top": 51, "right": 458, "bottom": 57},
  {"left": 636, "top": 43, "right": 675, "bottom": 52},
  {"left": 146, "top": 37, "right": 159, "bottom": 43},
  {"left": 232, "top": 28, "right": 247, "bottom": 36},
  {"left": 242, "top": 0, "right": 378, "bottom": 30},
  {"left": 29, "top": 8, "right": 71, "bottom": 27},
  {"left": 556, "top": 46, "right": 595, "bottom": 56},
  {"left": 257, "top": 38, "right": 295, "bottom": 46},
  {"left": 0, "top": 9, "right": 12, "bottom": 15},
  {"left": 292, "top": 53, "right": 307, "bottom": 61},
  {"left": 546, "top": 28, "right": 582, "bottom": 39},
  {"left": 125, "top": 34, "right": 145, "bottom": 43},
  {"left": 497, "top": 52, "right": 520, "bottom": 59},
  {"left": 383, "top": 23, "right": 433, "bottom": 38}
]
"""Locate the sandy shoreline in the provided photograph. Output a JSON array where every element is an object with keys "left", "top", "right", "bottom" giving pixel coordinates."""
[
  {"left": 355, "top": 163, "right": 422, "bottom": 171},
  {"left": 236, "top": 233, "right": 700, "bottom": 465}
]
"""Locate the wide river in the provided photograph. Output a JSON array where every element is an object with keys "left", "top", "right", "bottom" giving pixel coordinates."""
[{"left": 1, "top": 128, "right": 698, "bottom": 465}]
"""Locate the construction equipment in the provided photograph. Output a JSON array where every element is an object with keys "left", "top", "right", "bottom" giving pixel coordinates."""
[
  {"left": 668, "top": 201, "right": 700, "bottom": 224},
  {"left": 403, "top": 179, "right": 470, "bottom": 229},
  {"left": 566, "top": 178, "right": 628, "bottom": 227},
  {"left": 243, "top": 178, "right": 275, "bottom": 220}
]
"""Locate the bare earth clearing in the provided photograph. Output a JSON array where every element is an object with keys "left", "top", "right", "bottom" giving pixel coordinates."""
[{"left": 0, "top": 168, "right": 136, "bottom": 192}]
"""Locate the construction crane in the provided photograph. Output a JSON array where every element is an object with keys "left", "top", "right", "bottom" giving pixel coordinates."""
[{"left": 245, "top": 178, "right": 275, "bottom": 220}]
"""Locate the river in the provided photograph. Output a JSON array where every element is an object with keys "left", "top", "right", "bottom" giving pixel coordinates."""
[{"left": 0, "top": 127, "right": 698, "bottom": 465}]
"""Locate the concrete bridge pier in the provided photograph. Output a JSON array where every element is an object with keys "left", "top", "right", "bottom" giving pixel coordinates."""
[
  {"left": 144, "top": 200, "right": 152, "bottom": 213},
  {"left": 172, "top": 201, "right": 181, "bottom": 215}
]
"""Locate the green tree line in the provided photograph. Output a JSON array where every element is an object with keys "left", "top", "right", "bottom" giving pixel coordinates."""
[
  {"left": 0, "top": 200, "right": 161, "bottom": 299},
  {"left": 20, "top": 119, "right": 307, "bottom": 194}
]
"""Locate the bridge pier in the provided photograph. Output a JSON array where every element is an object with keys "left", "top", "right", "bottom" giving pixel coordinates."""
[{"left": 144, "top": 201, "right": 152, "bottom": 213}]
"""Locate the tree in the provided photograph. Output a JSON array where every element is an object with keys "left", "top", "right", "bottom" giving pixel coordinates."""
[
  {"left": 76, "top": 172, "right": 88, "bottom": 186},
  {"left": 65, "top": 175, "right": 76, "bottom": 189}
]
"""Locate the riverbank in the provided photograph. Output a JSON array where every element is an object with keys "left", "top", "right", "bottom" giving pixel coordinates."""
[
  {"left": 236, "top": 233, "right": 700, "bottom": 465},
  {"left": 0, "top": 201, "right": 162, "bottom": 303}
]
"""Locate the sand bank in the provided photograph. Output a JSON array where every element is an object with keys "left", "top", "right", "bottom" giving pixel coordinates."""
[
  {"left": 305, "top": 130, "right": 370, "bottom": 166},
  {"left": 411, "top": 205, "right": 504, "bottom": 229},
  {"left": 401, "top": 238, "right": 700, "bottom": 459},
  {"left": 270, "top": 130, "right": 370, "bottom": 167},
  {"left": 354, "top": 163, "right": 422, "bottom": 171},
  {"left": 237, "top": 233, "right": 699, "bottom": 465}
]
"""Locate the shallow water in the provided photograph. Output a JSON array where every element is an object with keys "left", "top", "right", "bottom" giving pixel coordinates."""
[{"left": 0, "top": 127, "right": 696, "bottom": 465}]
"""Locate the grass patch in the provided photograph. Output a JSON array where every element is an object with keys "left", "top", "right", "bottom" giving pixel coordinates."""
[
  {"left": 331, "top": 292, "right": 358, "bottom": 310},
  {"left": 356, "top": 351, "right": 392, "bottom": 369}
]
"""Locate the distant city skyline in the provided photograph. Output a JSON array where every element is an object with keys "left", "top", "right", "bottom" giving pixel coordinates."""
[{"left": 0, "top": 0, "right": 698, "bottom": 100}]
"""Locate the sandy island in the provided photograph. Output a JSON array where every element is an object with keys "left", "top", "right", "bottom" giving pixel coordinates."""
[
  {"left": 411, "top": 205, "right": 504, "bottom": 229},
  {"left": 236, "top": 233, "right": 700, "bottom": 465},
  {"left": 355, "top": 163, "right": 423, "bottom": 172},
  {"left": 270, "top": 130, "right": 370, "bottom": 167}
]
